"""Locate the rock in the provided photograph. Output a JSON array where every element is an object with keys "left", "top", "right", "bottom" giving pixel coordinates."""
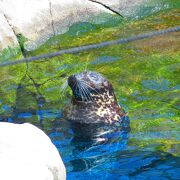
[
  {"left": 1, "top": 0, "right": 54, "bottom": 51},
  {"left": 0, "top": 0, "right": 148, "bottom": 52},
  {"left": 0, "top": 122, "right": 66, "bottom": 180},
  {"left": 0, "top": 10, "right": 19, "bottom": 51},
  {"left": 49, "top": 0, "right": 113, "bottom": 35},
  {"left": 0, "top": 0, "right": 113, "bottom": 51},
  {"left": 89, "top": 0, "right": 147, "bottom": 16}
]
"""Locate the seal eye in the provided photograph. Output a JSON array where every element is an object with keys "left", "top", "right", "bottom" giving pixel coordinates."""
[{"left": 89, "top": 73, "right": 98, "bottom": 81}]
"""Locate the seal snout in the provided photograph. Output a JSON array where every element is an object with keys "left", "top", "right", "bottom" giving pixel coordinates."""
[{"left": 68, "top": 75, "right": 76, "bottom": 88}]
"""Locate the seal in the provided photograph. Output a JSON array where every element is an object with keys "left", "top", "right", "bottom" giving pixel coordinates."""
[{"left": 64, "top": 71, "right": 126, "bottom": 124}]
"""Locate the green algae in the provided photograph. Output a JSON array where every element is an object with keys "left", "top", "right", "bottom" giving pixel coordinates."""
[{"left": 0, "top": 46, "right": 22, "bottom": 62}]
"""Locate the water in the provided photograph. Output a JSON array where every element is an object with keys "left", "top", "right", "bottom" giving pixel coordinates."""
[{"left": 0, "top": 1, "right": 180, "bottom": 179}]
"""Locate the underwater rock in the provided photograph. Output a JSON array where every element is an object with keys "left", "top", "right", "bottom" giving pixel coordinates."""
[{"left": 0, "top": 122, "right": 66, "bottom": 180}]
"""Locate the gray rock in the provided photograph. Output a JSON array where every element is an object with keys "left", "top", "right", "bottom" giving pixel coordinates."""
[
  {"left": 0, "top": 0, "right": 147, "bottom": 52},
  {"left": 90, "top": 0, "right": 147, "bottom": 15}
]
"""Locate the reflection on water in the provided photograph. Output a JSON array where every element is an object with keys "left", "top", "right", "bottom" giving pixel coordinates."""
[{"left": 0, "top": 3, "right": 180, "bottom": 180}]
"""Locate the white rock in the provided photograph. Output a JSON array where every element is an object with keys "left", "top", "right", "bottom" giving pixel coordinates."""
[
  {"left": 92, "top": 0, "right": 148, "bottom": 16},
  {"left": 0, "top": 122, "right": 66, "bottom": 180},
  {"left": 50, "top": 0, "right": 113, "bottom": 35},
  {"left": 1, "top": 0, "right": 53, "bottom": 50},
  {"left": 0, "top": 0, "right": 113, "bottom": 51},
  {"left": 0, "top": 0, "right": 148, "bottom": 52},
  {"left": 0, "top": 7, "right": 19, "bottom": 51}
]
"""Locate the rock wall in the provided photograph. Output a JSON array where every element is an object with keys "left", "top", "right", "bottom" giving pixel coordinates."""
[
  {"left": 0, "top": 0, "right": 146, "bottom": 52},
  {"left": 0, "top": 10, "right": 19, "bottom": 51},
  {"left": 90, "top": 0, "right": 148, "bottom": 15}
]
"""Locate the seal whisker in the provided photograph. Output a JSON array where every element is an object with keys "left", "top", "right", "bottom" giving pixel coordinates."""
[
  {"left": 82, "top": 81, "right": 103, "bottom": 95},
  {"left": 81, "top": 81, "right": 95, "bottom": 102},
  {"left": 77, "top": 80, "right": 91, "bottom": 102},
  {"left": 81, "top": 83, "right": 92, "bottom": 102},
  {"left": 80, "top": 83, "right": 89, "bottom": 101},
  {"left": 60, "top": 79, "right": 68, "bottom": 92},
  {"left": 73, "top": 79, "right": 78, "bottom": 89},
  {"left": 81, "top": 83, "right": 94, "bottom": 102},
  {"left": 81, "top": 85, "right": 89, "bottom": 102},
  {"left": 77, "top": 81, "right": 83, "bottom": 101},
  {"left": 83, "top": 85, "right": 95, "bottom": 102},
  {"left": 77, "top": 81, "right": 86, "bottom": 102},
  {"left": 60, "top": 79, "right": 68, "bottom": 99},
  {"left": 81, "top": 80, "right": 102, "bottom": 95}
]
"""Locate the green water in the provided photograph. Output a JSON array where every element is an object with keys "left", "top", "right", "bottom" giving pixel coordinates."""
[{"left": 0, "top": 1, "right": 179, "bottom": 158}]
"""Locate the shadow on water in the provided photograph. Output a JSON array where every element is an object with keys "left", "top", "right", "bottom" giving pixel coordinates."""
[
  {"left": 2, "top": 74, "right": 45, "bottom": 126},
  {"left": 50, "top": 116, "right": 130, "bottom": 164}
]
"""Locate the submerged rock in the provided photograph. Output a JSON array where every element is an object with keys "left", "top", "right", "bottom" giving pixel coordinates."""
[{"left": 0, "top": 122, "right": 66, "bottom": 180}]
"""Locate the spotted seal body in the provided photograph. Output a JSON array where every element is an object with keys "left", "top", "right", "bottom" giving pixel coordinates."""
[{"left": 64, "top": 71, "right": 126, "bottom": 124}]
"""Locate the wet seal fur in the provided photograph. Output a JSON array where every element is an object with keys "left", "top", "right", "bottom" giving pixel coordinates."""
[{"left": 64, "top": 71, "right": 126, "bottom": 124}]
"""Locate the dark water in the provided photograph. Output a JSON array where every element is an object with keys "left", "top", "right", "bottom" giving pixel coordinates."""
[{"left": 0, "top": 1, "right": 180, "bottom": 179}]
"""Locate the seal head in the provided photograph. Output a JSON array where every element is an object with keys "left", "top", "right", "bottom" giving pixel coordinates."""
[{"left": 64, "top": 71, "right": 126, "bottom": 124}]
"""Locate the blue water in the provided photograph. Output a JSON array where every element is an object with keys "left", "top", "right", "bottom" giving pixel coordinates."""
[{"left": 0, "top": 102, "right": 179, "bottom": 180}]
